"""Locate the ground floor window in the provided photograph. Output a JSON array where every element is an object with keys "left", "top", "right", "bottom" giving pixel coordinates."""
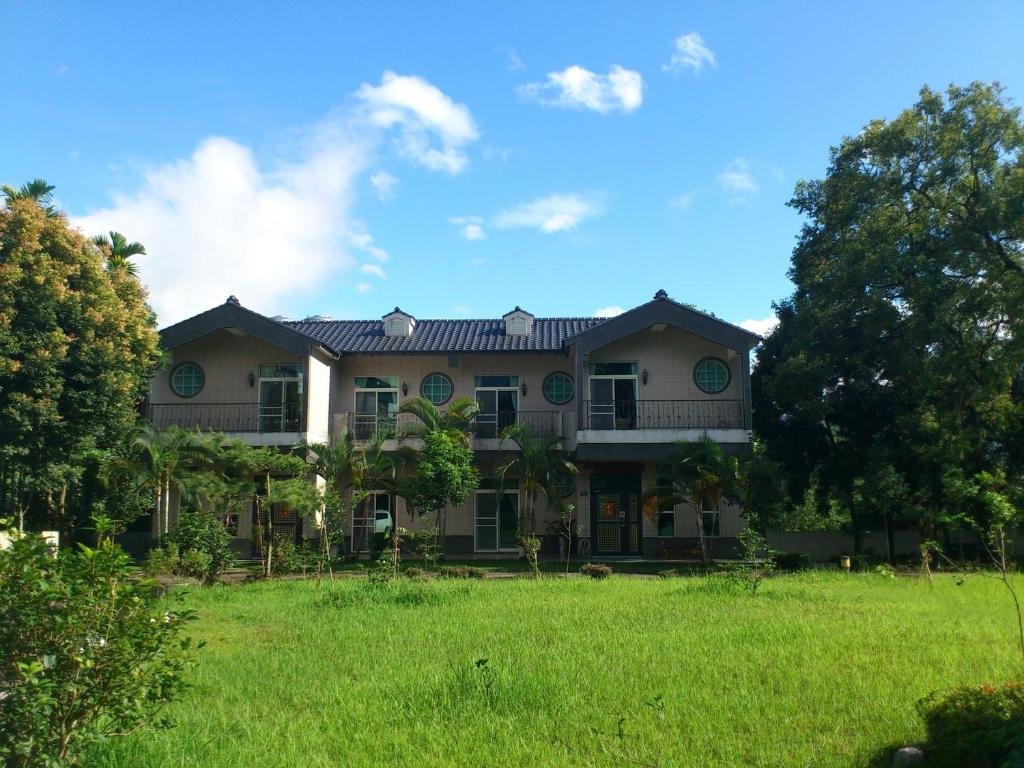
[
  {"left": 654, "top": 475, "right": 674, "bottom": 537},
  {"left": 701, "top": 500, "right": 721, "bottom": 538},
  {"left": 475, "top": 480, "right": 519, "bottom": 552},
  {"left": 352, "top": 492, "right": 394, "bottom": 552}
]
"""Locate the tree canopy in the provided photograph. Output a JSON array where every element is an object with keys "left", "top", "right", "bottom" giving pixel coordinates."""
[
  {"left": 0, "top": 184, "right": 161, "bottom": 535},
  {"left": 752, "top": 82, "right": 1024, "bottom": 549}
]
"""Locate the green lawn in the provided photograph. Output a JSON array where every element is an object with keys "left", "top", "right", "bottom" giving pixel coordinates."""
[{"left": 88, "top": 572, "right": 1023, "bottom": 767}]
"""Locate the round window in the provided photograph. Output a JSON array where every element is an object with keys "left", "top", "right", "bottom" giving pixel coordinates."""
[
  {"left": 550, "top": 474, "right": 576, "bottom": 499},
  {"left": 694, "top": 358, "right": 730, "bottom": 394},
  {"left": 420, "top": 373, "right": 454, "bottom": 405},
  {"left": 542, "top": 372, "right": 575, "bottom": 405},
  {"left": 170, "top": 362, "right": 205, "bottom": 398}
]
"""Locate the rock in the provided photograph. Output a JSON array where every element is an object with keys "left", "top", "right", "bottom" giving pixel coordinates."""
[{"left": 892, "top": 746, "right": 925, "bottom": 767}]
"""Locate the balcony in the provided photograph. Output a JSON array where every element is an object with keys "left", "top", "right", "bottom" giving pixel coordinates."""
[
  {"left": 582, "top": 400, "right": 743, "bottom": 431},
  {"left": 340, "top": 410, "right": 563, "bottom": 443},
  {"left": 147, "top": 402, "right": 304, "bottom": 434}
]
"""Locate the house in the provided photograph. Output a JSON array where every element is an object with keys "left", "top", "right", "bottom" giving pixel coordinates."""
[{"left": 145, "top": 289, "right": 759, "bottom": 559}]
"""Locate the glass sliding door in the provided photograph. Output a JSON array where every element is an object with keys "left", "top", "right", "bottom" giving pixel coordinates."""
[
  {"left": 588, "top": 363, "right": 637, "bottom": 429},
  {"left": 259, "top": 364, "right": 303, "bottom": 432},
  {"left": 475, "top": 375, "right": 518, "bottom": 438},
  {"left": 353, "top": 376, "right": 399, "bottom": 439},
  {"left": 474, "top": 482, "right": 519, "bottom": 552}
]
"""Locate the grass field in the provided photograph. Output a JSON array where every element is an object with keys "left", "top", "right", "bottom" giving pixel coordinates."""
[{"left": 88, "top": 572, "right": 1024, "bottom": 767}]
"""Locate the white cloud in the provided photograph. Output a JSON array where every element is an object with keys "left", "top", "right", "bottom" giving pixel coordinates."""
[
  {"left": 356, "top": 282, "right": 372, "bottom": 294},
  {"left": 72, "top": 71, "right": 475, "bottom": 325},
  {"left": 503, "top": 46, "right": 526, "bottom": 71},
  {"left": 740, "top": 315, "right": 778, "bottom": 337},
  {"left": 355, "top": 71, "right": 479, "bottom": 174},
  {"left": 494, "top": 193, "right": 603, "bottom": 233},
  {"left": 716, "top": 158, "right": 760, "bottom": 199},
  {"left": 370, "top": 170, "right": 398, "bottom": 201},
  {"left": 449, "top": 215, "right": 486, "bottom": 241},
  {"left": 73, "top": 132, "right": 370, "bottom": 325},
  {"left": 664, "top": 32, "right": 716, "bottom": 74},
  {"left": 360, "top": 263, "right": 386, "bottom": 279},
  {"left": 669, "top": 191, "right": 698, "bottom": 211},
  {"left": 594, "top": 305, "right": 625, "bottom": 318},
  {"left": 518, "top": 65, "right": 643, "bottom": 114},
  {"left": 452, "top": 303, "right": 473, "bottom": 315}
]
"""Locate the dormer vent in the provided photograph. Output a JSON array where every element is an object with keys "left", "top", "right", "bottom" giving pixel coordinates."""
[
  {"left": 502, "top": 306, "right": 534, "bottom": 337},
  {"left": 383, "top": 307, "right": 416, "bottom": 337}
]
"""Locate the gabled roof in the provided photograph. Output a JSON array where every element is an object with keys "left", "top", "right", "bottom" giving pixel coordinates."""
[
  {"left": 159, "top": 296, "right": 340, "bottom": 358},
  {"left": 285, "top": 317, "right": 603, "bottom": 353},
  {"left": 568, "top": 289, "right": 760, "bottom": 353}
]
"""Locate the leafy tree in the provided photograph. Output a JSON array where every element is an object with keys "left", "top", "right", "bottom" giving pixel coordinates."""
[
  {"left": 0, "top": 523, "right": 197, "bottom": 766},
  {"left": 164, "top": 506, "right": 235, "bottom": 583},
  {"left": 495, "top": 424, "right": 577, "bottom": 540},
  {"left": 643, "top": 435, "right": 742, "bottom": 563},
  {"left": 753, "top": 83, "right": 1024, "bottom": 554},
  {"left": 0, "top": 184, "right": 160, "bottom": 537}
]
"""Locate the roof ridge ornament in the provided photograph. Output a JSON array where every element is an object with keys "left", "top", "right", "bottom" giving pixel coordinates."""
[
  {"left": 226, "top": 295, "right": 240, "bottom": 305},
  {"left": 654, "top": 289, "right": 669, "bottom": 300}
]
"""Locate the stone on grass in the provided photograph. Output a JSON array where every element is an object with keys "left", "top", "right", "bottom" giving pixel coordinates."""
[{"left": 892, "top": 746, "right": 925, "bottom": 767}]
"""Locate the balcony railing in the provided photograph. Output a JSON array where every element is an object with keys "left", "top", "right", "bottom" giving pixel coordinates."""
[
  {"left": 343, "top": 410, "right": 563, "bottom": 441},
  {"left": 582, "top": 400, "right": 743, "bottom": 430},
  {"left": 147, "top": 402, "right": 304, "bottom": 433}
]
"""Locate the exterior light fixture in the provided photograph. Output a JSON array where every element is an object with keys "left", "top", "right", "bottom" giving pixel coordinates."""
[
  {"left": 401, "top": 382, "right": 408, "bottom": 396},
  {"left": 247, "top": 370, "right": 256, "bottom": 388},
  {"left": 642, "top": 368, "right": 649, "bottom": 385},
  {"left": 521, "top": 382, "right": 528, "bottom": 396}
]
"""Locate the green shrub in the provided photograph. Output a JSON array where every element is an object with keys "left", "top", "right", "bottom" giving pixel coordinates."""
[
  {"left": 271, "top": 536, "right": 318, "bottom": 575},
  {"left": 166, "top": 508, "right": 235, "bottom": 583},
  {"left": 659, "top": 568, "right": 680, "bottom": 579},
  {"left": 918, "top": 680, "right": 1024, "bottom": 768},
  {"left": 580, "top": 563, "right": 612, "bottom": 579},
  {"left": 0, "top": 531, "right": 196, "bottom": 767},
  {"left": 404, "top": 566, "right": 430, "bottom": 580},
  {"left": 438, "top": 565, "right": 486, "bottom": 579},
  {"left": 773, "top": 551, "right": 812, "bottom": 571},
  {"left": 144, "top": 541, "right": 180, "bottom": 576}
]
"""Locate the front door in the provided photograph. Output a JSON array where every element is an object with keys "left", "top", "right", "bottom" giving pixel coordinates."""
[{"left": 591, "top": 474, "right": 642, "bottom": 555}]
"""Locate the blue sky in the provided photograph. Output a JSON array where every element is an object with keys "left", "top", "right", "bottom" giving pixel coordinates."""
[{"left": 2, "top": 2, "right": 1022, "bottom": 331}]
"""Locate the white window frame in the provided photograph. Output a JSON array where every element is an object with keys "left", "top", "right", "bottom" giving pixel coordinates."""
[
  {"left": 588, "top": 362, "right": 638, "bottom": 430},
  {"left": 700, "top": 500, "right": 721, "bottom": 539},
  {"left": 654, "top": 477, "right": 675, "bottom": 538},
  {"left": 353, "top": 377, "right": 399, "bottom": 439},
  {"left": 258, "top": 363, "right": 304, "bottom": 432},
  {"left": 474, "top": 376, "right": 519, "bottom": 438},
  {"left": 474, "top": 487, "right": 520, "bottom": 553},
  {"left": 351, "top": 491, "right": 394, "bottom": 552}
]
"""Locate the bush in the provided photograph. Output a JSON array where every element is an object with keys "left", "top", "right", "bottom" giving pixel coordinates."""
[
  {"left": 438, "top": 565, "right": 486, "bottom": 579},
  {"left": 918, "top": 680, "right": 1024, "bottom": 768},
  {"left": 0, "top": 532, "right": 197, "bottom": 767},
  {"left": 166, "top": 508, "right": 235, "bottom": 583},
  {"left": 404, "top": 566, "right": 430, "bottom": 580},
  {"left": 772, "top": 551, "right": 812, "bottom": 572},
  {"left": 144, "top": 541, "right": 180, "bottom": 576},
  {"left": 271, "top": 536, "right": 318, "bottom": 575},
  {"left": 581, "top": 563, "right": 612, "bottom": 579}
]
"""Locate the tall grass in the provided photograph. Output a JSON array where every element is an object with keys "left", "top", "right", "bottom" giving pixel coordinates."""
[{"left": 89, "top": 573, "right": 1023, "bottom": 767}]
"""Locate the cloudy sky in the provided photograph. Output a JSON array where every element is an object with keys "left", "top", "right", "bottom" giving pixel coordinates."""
[{"left": 2, "top": 1, "right": 1021, "bottom": 333}]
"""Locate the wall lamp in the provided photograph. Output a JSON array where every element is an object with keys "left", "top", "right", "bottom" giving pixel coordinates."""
[
  {"left": 401, "top": 382, "right": 408, "bottom": 396},
  {"left": 521, "top": 381, "right": 528, "bottom": 396},
  {"left": 642, "top": 368, "right": 649, "bottom": 386},
  {"left": 247, "top": 370, "right": 256, "bottom": 388}
]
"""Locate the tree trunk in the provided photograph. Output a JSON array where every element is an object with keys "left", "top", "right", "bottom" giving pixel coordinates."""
[
  {"left": 264, "top": 472, "right": 273, "bottom": 577},
  {"left": 695, "top": 507, "right": 708, "bottom": 565}
]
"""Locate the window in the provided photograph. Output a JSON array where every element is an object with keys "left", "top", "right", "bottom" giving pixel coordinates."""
[
  {"left": 589, "top": 362, "right": 638, "bottom": 376},
  {"left": 701, "top": 499, "right": 721, "bottom": 538},
  {"left": 420, "top": 373, "right": 454, "bottom": 405},
  {"left": 694, "top": 358, "right": 731, "bottom": 394},
  {"left": 475, "top": 375, "right": 518, "bottom": 438},
  {"left": 259, "top": 364, "right": 303, "bottom": 432},
  {"left": 475, "top": 479, "right": 519, "bottom": 551},
  {"left": 549, "top": 473, "right": 576, "bottom": 499},
  {"left": 352, "top": 492, "right": 393, "bottom": 552},
  {"left": 542, "top": 372, "right": 574, "bottom": 405},
  {"left": 170, "top": 362, "right": 204, "bottom": 398},
  {"left": 655, "top": 476, "right": 674, "bottom": 537},
  {"left": 588, "top": 363, "right": 637, "bottom": 429},
  {"left": 354, "top": 376, "right": 399, "bottom": 439}
]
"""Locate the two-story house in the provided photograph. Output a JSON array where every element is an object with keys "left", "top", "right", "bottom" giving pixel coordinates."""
[{"left": 147, "top": 289, "right": 759, "bottom": 559}]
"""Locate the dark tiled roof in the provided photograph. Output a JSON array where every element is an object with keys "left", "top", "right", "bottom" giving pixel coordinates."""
[{"left": 283, "top": 317, "right": 606, "bottom": 353}]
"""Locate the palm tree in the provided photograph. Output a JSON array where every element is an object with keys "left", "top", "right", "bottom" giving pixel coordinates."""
[
  {"left": 92, "top": 231, "right": 146, "bottom": 276},
  {"left": 1, "top": 178, "right": 58, "bottom": 216},
  {"left": 643, "top": 434, "right": 742, "bottom": 564},
  {"left": 495, "top": 424, "right": 577, "bottom": 540},
  {"left": 119, "top": 424, "right": 210, "bottom": 538},
  {"left": 398, "top": 395, "right": 479, "bottom": 444}
]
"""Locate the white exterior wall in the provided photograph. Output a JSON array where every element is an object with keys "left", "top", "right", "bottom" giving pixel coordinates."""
[{"left": 306, "top": 354, "right": 332, "bottom": 444}]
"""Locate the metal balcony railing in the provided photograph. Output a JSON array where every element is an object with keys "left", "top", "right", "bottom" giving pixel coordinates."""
[
  {"left": 582, "top": 400, "right": 743, "bottom": 430},
  {"left": 147, "top": 402, "right": 304, "bottom": 433},
  {"left": 343, "top": 410, "right": 563, "bottom": 441}
]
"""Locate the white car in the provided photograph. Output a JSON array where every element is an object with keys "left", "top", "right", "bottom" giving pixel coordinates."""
[{"left": 373, "top": 510, "right": 393, "bottom": 536}]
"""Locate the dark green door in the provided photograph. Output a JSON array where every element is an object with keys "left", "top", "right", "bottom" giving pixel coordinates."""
[{"left": 591, "top": 474, "right": 641, "bottom": 555}]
